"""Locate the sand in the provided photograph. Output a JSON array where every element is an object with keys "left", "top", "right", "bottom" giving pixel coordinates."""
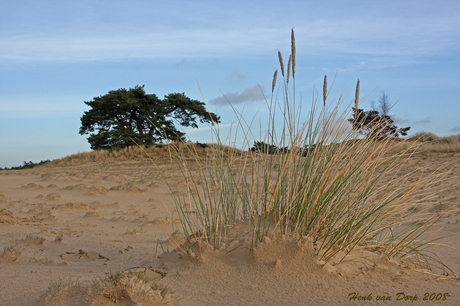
[{"left": 1, "top": 153, "right": 460, "bottom": 305}]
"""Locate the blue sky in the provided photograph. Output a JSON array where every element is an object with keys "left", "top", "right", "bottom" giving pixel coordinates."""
[{"left": 1, "top": 0, "right": 459, "bottom": 168}]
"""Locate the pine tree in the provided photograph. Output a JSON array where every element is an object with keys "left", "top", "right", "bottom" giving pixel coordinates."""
[{"left": 79, "top": 85, "right": 220, "bottom": 150}]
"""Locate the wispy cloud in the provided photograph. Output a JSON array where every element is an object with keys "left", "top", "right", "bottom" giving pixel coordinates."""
[
  {"left": 449, "top": 127, "right": 460, "bottom": 133},
  {"left": 209, "top": 85, "right": 266, "bottom": 106},
  {"left": 297, "top": 16, "right": 460, "bottom": 58},
  {"left": 230, "top": 71, "right": 247, "bottom": 82},
  {"left": 413, "top": 116, "right": 431, "bottom": 125},
  {"left": 0, "top": 29, "right": 281, "bottom": 63},
  {"left": 394, "top": 118, "right": 411, "bottom": 125},
  {"left": 175, "top": 59, "right": 194, "bottom": 67},
  {"left": 183, "top": 123, "right": 234, "bottom": 134},
  {"left": 1, "top": 1, "right": 458, "bottom": 65}
]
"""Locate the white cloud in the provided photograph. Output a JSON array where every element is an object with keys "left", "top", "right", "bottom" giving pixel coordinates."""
[{"left": 209, "top": 85, "right": 266, "bottom": 106}]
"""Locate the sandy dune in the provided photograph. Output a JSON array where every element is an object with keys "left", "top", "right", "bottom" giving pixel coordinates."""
[{"left": 1, "top": 153, "right": 460, "bottom": 305}]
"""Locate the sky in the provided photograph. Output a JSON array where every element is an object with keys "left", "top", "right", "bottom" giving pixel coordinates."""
[{"left": 1, "top": 0, "right": 459, "bottom": 168}]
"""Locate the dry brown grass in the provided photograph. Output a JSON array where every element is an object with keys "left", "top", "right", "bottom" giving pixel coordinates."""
[
  {"left": 35, "top": 142, "right": 240, "bottom": 168},
  {"left": 404, "top": 133, "right": 460, "bottom": 154},
  {"left": 5, "top": 133, "right": 457, "bottom": 172}
]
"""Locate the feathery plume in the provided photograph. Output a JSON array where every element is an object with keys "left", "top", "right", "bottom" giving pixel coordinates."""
[
  {"left": 272, "top": 70, "right": 278, "bottom": 93},
  {"left": 287, "top": 55, "right": 292, "bottom": 85},
  {"left": 355, "top": 79, "right": 360, "bottom": 115},
  {"left": 291, "top": 28, "right": 296, "bottom": 79},
  {"left": 278, "top": 51, "right": 285, "bottom": 77},
  {"left": 323, "top": 75, "right": 327, "bottom": 107}
]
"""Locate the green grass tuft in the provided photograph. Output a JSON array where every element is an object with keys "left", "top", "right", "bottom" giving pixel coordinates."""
[{"left": 154, "top": 30, "right": 452, "bottom": 274}]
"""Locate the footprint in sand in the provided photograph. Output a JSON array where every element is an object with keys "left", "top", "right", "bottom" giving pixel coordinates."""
[
  {"left": 0, "top": 209, "right": 20, "bottom": 224},
  {"left": 21, "top": 183, "right": 44, "bottom": 189},
  {"left": 110, "top": 182, "right": 148, "bottom": 193},
  {"left": 46, "top": 193, "right": 61, "bottom": 201},
  {"left": 0, "top": 248, "right": 21, "bottom": 263}
]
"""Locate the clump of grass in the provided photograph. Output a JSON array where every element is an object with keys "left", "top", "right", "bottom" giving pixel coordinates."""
[
  {"left": 54, "top": 235, "right": 63, "bottom": 242},
  {"left": 25, "top": 235, "right": 46, "bottom": 245},
  {"left": 407, "top": 131, "right": 440, "bottom": 142},
  {"left": 406, "top": 132, "right": 460, "bottom": 153},
  {"left": 3, "top": 245, "right": 19, "bottom": 253},
  {"left": 159, "top": 30, "right": 451, "bottom": 274},
  {"left": 1, "top": 245, "right": 21, "bottom": 263},
  {"left": 41, "top": 141, "right": 225, "bottom": 167},
  {"left": 83, "top": 212, "right": 99, "bottom": 218},
  {"left": 95, "top": 271, "right": 174, "bottom": 304},
  {"left": 41, "top": 273, "right": 175, "bottom": 305},
  {"left": 47, "top": 279, "right": 81, "bottom": 291}
]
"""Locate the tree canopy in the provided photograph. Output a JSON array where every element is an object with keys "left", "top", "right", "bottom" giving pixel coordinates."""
[
  {"left": 79, "top": 85, "right": 220, "bottom": 150},
  {"left": 349, "top": 92, "right": 410, "bottom": 139}
]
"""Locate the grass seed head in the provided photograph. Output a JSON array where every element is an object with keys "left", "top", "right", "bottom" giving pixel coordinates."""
[
  {"left": 287, "top": 55, "right": 292, "bottom": 85},
  {"left": 355, "top": 79, "right": 360, "bottom": 113},
  {"left": 291, "top": 28, "right": 296, "bottom": 79},
  {"left": 272, "top": 70, "right": 278, "bottom": 93},
  {"left": 278, "top": 51, "right": 285, "bottom": 77},
  {"left": 323, "top": 75, "right": 327, "bottom": 107}
]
